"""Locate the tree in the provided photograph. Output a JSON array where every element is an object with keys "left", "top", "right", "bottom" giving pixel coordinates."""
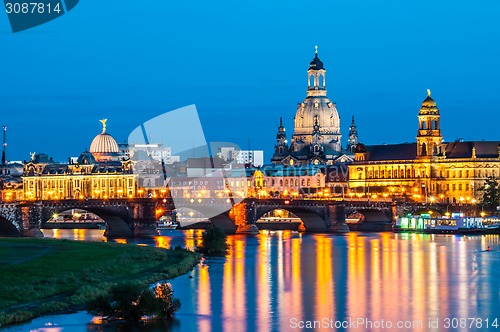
[
  {"left": 479, "top": 177, "right": 500, "bottom": 214},
  {"left": 87, "top": 282, "right": 181, "bottom": 321},
  {"left": 196, "top": 226, "right": 229, "bottom": 255}
]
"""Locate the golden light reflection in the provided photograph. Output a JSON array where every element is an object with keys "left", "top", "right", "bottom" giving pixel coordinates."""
[
  {"left": 315, "top": 235, "right": 334, "bottom": 322},
  {"left": 155, "top": 236, "right": 171, "bottom": 249},
  {"left": 198, "top": 264, "right": 211, "bottom": 332},
  {"left": 257, "top": 232, "right": 271, "bottom": 331}
]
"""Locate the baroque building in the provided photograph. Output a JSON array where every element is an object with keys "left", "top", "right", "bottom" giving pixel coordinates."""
[
  {"left": 272, "top": 48, "right": 354, "bottom": 166},
  {"left": 22, "top": 120, "right": 136, "bottom": 200},
  {"left": 349, "top": 91, "right": 500, "bottom": 203}
]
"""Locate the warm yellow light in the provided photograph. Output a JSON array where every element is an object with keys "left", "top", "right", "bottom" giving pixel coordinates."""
[
  {"left": 471, "top": 199, "right": 477, "bottom": 204},
  {"left": 430, "top": 197, "right": 435, "bottom": 202},
  {"left": 459, "top": 197, "right": 464, "bottom": 202},
  {"left": 372, "top": 194, "right": 378, "bottom": 199},
  {"left": 383, "top": 193, "right": 388, "bottom": 197},
  {"left": 481, "top": 212, "right": 486, "bottom": 217}
]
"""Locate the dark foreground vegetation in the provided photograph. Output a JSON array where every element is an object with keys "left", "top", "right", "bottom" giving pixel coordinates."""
[
  {"left": 87, "top": 282, "right": 181, "bottom": 321},
  {"left": 0, "top": 238, "right": 199, "bottom": 327}
]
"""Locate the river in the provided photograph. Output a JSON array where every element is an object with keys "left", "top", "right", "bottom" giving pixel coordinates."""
[{"left": 3, "top": 229, "right": 500, "bottom": 331}]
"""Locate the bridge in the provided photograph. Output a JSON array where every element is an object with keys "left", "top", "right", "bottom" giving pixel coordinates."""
[
  {"left": 0, "top": 197, "right": 473, "bottom": 237},
  {"left": 0, "top": 199, "right": 157, "bottom": 237}
]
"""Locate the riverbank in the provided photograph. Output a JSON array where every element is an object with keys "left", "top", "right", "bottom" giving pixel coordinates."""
[{"left": 0, "top": 238, "right": 199, "bottom": 327}]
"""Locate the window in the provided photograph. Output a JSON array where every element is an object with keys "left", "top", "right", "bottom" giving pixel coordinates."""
[
  {"left": 307, "top": 179, "right": 311, "bottom": 186},
  {"left": 421, "top": 143, "right": 427, "bottom": 156}
]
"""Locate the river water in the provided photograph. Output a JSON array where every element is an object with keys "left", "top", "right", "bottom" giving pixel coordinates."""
[{"left": 3, "top": 229, "right": 500, "bottom": 331}]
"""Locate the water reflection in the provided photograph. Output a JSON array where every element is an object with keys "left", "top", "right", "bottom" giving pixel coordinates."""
[{"left": 10, "top": 230, "right": 500, "bottom": 332}]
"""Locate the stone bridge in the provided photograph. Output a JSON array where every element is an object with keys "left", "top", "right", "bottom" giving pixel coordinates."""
[
  {"left": 0, "top": 199, "right": 157, "bottom": 237},
  {"left": 0, "top": 198, "right": 467, "bottom": 237}
]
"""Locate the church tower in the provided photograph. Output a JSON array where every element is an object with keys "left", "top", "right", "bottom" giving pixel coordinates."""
[
  {"left": 274, "top": 117, "right": 288, "bottom": 156},
  {"left": 416, "top": 89, "right": 443, "bottom": 157},
  {"left": 291, "top": 47, "right": 342, "bottom": 162},
  {"left": 347, "top": 116, "right": 358, "bottom": 153}
]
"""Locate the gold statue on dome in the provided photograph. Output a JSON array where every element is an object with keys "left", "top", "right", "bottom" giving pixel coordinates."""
[
  {"left": 30, "top": 152, "right": 36, "bottom": 161},
  {"left": 427, "top": 89, "right": 431, "bottom": 97},
  {"left": 99, "top": 119, "right": 107, "bottom": 133}
]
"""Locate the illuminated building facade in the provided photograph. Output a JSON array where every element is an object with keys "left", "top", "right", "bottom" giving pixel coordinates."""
[
  {"left": 272, "top": 48, "right": 354, "bottom": 166},
  {"left": 349, "top": 91, "right": 500, "bottom": 203},
  {"left": 22, "top": 120, "right": 136, "bottom": 200}
]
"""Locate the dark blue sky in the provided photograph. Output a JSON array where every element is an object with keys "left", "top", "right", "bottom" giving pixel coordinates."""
[{"left": 1, "top": 0, "right": 499, "bottom": 162}]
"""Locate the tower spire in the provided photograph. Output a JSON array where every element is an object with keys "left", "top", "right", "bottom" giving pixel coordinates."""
[
  {"left": 315, "top": 45, "right": 318, "bottom": 55},
  {"left": 427, "top": 89, "right": 431, "bottom": 98},
  {"left": 2, "top": 126, "right": 6, "bottom": 165}
]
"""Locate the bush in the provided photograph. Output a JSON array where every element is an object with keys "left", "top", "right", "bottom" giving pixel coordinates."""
[
  {"left": 196, "top": 227, "right": 229, "bottom": 255},
  {"left": 86, "top": 282, "right": 181, "bottom": 321}
]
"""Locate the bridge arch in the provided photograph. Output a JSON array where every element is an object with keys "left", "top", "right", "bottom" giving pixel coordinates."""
[
  {"left": 40, "top": 206, "right": 134, "bottom": 237},
  {"left": 0, "top": 215, "right": 21, "bottom": 237},
  {"left": 175, "top": 206, "right": 236, "bottom": 233},
  {"left": 255, "top": 207, "right": 328, "bottom": 232},
  {"left": 347, "top": 209, "right": 390, "bottom": 223}
]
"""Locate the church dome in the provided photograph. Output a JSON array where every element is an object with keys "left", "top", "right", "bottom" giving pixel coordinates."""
[
  {"left": 294, "top": 97, "right": 340, "bottom": 135},
  {"left": 419, "top": 89, "right": 439, "bottom": 115},
  {"left": 89, "top": 119, "right": 120, "bottom": 162},
  {"left": 90, "top": 133, "right": 119, "bottom": 154}
]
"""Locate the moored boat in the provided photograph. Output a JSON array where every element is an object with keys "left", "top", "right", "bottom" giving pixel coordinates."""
[{"left": 394, "top": 214, "right": 497, "bottom": 234}]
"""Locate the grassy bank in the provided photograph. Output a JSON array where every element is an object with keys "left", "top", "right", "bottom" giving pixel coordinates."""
[{"left": 0, "top": 238, "right": 199, "bottom": 327}]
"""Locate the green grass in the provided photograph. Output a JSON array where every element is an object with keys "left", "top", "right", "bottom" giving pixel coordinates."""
[{"left": 0, "top": 238, "right": 199, "bottom": 327}]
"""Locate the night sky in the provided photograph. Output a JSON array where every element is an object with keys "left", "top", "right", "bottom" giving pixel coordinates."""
[{"left": 1, "top": 0, "right": 499, "bottom": 162}]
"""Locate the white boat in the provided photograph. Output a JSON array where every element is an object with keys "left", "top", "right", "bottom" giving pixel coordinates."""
[{"left": 156, "top": 220, "right": 178, "bottom": 230}]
